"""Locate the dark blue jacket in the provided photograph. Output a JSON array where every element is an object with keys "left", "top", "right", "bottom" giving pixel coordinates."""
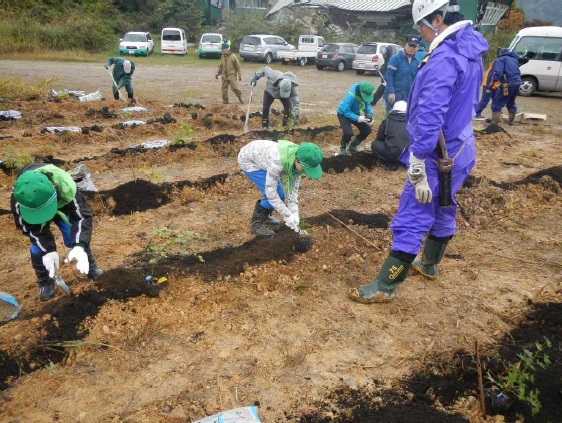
[
  {"left": 490, "top": 51, "right": 521, "bottom": 87},
  {"left": 385, "top": 50, "right": 420, "bottom": 99}
]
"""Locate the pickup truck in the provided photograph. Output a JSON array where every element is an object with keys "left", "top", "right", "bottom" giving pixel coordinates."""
[{"left": 277, "top": 35, "right": 326, "bottom": 66}]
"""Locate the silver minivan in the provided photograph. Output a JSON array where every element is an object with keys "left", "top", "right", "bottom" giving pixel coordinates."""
[
  {"left": 352, "top": 42, "right": 402, "bottom": 76},
  {"left": 509, "top": 26, "right": 562, "bottom": 96},
  {"left": 239, "top": 35, "right": 295, "bottom": 64}
]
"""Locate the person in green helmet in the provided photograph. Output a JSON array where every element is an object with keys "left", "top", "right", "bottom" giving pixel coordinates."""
[
  {"left": 238, "top": 139, "right": 324, "bottom": 236},
  {"left": 11, "top": 164, "right": 103, "bottom": 302},
  {"left": 336, "top": 81, "right": 375, "bottom": 155}
]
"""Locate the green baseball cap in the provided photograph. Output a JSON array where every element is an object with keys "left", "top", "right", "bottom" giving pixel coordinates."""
[
  {"left": 359, "top": 81, "right": 374, "bottom": 103},
  {"left": 296, "top": 142, "right": 324, "bottom": 180},
  {"left": 13, "top": 171, "right": 58, "bottom": 224}
]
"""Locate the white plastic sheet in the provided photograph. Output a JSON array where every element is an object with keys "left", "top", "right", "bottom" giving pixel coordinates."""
[
  {"left": 192, "top": 406, "right": 261, "bottom": 423},
  {"left": 78, "top": 90, "right": 103, "bottom": 102}
]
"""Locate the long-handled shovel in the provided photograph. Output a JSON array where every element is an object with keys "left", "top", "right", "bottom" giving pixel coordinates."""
[
  {"left": 244, "top": 85, "right": 254, "bottom": 134},
  {"left": 107, "top": 68, "right": 126, "bottom": 102}
]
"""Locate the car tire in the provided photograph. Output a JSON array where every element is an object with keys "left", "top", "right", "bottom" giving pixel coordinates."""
[
  {"left": 299, "top": 57, "right": 307, "bottom": 67},
  {"left": 243, "top": 58, "right": 250, "bottom": 62},
  {"left": 355, "top": 70, "right": 365, "bottom": 75},
  {"left": 264, "top": 53, "right": 273, "bottom": 64},
  {"left": 281, "top": 61, "right": 288, "bottom": 65},
  {"left": 316, "top": 65, "right": 325, "bottom": 70},
  {"left": 336, "top": 61, "right": 346, "bottom": 72},
  {"left": 519, "top": 76, "right": 537, "bottom": 97},
  {"left": 199, "top": 54, "right": 203, "bottom": 59}
]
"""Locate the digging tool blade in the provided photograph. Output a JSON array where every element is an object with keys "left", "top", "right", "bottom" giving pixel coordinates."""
[
  {"left": 0, "top": 292, "right": 22, "bottom": 322},
  {"left": 55, "top": 276, "right": 71, "bottom": 296},
  {"left": 244, "top": 86, "right": 254, "bottom": 134},
  {"left": 107, "top": 68, "right": 126, "bottom": 102}
]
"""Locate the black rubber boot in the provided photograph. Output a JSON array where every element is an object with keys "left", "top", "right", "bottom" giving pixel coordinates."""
[
  {"left": 412, "top": 236, "right": 450, "bottom": 280},
  {"left": 31, "top": 252, "right": 56, "bottom": 301},
  {"left": 85, "top": 247, "right": 103, "bottom": 280},
  {"left": 348, "top": 256, "right": 411, "bottom": 303},
  {"left": 250, "top": 201, "right": 275, "bottom": 236},
  {"left": 348, "top": 137, "right": 363, "bottom": 154}
]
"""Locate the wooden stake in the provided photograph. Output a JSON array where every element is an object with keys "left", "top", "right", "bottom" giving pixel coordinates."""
[
  {"left": 476, "top": 340, "right": 486, "bottom": 418},
  {"left": 327, "top": 212, "right": 381, "bottom": 250}
]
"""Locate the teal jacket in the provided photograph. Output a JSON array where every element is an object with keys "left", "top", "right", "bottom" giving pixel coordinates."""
[{"left": 106, "top": 57, "right": 135, "bottom": 87}]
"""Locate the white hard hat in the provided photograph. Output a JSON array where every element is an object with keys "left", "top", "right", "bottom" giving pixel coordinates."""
[
  {"left": 392, "top": 100, "right": 407, "bottom": 113},
  {"left": 123, "top": 60, "right": 132, "bottom": 74},
  {"left": 279, "top": 79, "right": 292, "bottom": 98},
  {"left": 412, "top": 0, "right": 449, "bottom": 26}
]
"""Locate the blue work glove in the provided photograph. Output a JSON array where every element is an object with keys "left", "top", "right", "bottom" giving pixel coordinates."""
[{"left": 250, "top": 76, "right": 259, "bottom": 87}]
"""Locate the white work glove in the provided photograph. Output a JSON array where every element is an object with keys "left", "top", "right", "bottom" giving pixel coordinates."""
[
  {"left": 357, "top": 116, "right": 366, "bottom": 123},
  {"left": 287, "top": 201, "right": 298, "bottom": 216},
  {"left": 67, "top": 246, "right": 90, "bottom": 275},
  {"left": 285, "top": 213, "right": 300, "bottom": 233},
  {"left": 407, "top": 152, "right": 433, "bottom": 204},
  {"left": 42, "top": 252, "right": 60, "bottom": 278}
]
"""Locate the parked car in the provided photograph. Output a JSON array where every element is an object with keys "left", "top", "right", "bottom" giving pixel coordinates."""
[
  {"left": 239, "top": 34, "right": 295, "bottom": 64},
  {"left": 508, "top": 26, "right": 562, "bottom": 96},
  {"left": 316, "top": 43, "right": 359, "bottom": 72},
  {"left": 119, "top": 31, "right": 154, "bottom": 57},
  {"left": 161, "top": 28, "right": 188, "bottom": 55},
  {"left": 352, "top": 42, "right": 403, "bottom": 76},
  {"left": 278, "top": 35, "right": 325, "bottom": 66},
  {"left": 198, "top": 33, "right": 223, "bottom": 59}
]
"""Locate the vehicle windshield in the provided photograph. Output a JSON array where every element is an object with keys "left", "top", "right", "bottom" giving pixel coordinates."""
[
  {"left": 202, "top": 35, "right": 222, "bottom": 43},
  {"left": 123, "top": 33, "right": 147, "bottom": 42},
  {"left": 162, "top": 31, "right": 182, "bottom": 41},
  {"left": 323, "top": 44, "right": 341, "bottom": 53},
  {"left": 358, "top": 45, "right": 378, "bottom": 54},
  {"left": 241, "top": 36, "right": 260, "bottom": 46}
]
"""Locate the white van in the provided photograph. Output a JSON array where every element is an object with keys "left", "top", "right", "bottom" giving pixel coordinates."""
[
  {"left": 161, "top": 28, "right": 188, "bottom": 55},
  {"left": 508, "top": 26, "right": 562, "bottom": 96}
]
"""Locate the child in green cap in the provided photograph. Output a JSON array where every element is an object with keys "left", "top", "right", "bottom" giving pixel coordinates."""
[
  {"left": 238, "top": 139, "right": 323, "bottom": 236},
  {"left": 11, "top": 164, "right": 103, "bottom": 302}
]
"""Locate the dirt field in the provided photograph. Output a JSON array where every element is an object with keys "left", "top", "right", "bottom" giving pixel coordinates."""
[{"left": 0, "top": 59, "right": 561, "bottom": 423}]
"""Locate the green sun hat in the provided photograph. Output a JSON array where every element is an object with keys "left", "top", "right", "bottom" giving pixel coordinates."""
[
  {"left": 13, "top": 171, "right": 58, "bottom": 224},
  {"left": 296, "top": 142, "right": 324, "bottom": 180},
  {"left": 359, "top": 81, "right": 375, "bottom": 103}
]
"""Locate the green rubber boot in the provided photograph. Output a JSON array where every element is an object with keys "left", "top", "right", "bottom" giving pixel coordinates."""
[
  {"left": 348, "top": 256, "right": 411, "bottom": 303},
  {"left": 348, "top": 137, "right": 362, "bottom": 154},
  {"left": 339, "top": 137, "right": 349, "bottom": 155},
  {"left": 411, "top": 237, "right": 449, "bottom": 280},
  {"left": 492, "top": 112, "right": 502, "bottom": 124}
]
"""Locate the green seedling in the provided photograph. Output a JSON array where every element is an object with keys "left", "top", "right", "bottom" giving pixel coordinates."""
[
  {"left": 486, "top": 337, "right": 552, "bottom": 415},
  {"left": 2, "top": 146, "right": 33, "bottom": 172},
  {"left": 170, "top": 123, "right": 196, "bottom": 146}
]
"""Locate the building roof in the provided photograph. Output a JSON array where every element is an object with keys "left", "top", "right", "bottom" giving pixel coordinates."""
[{"left": 268, "top": 0, "right": 411, "bottom": 16}]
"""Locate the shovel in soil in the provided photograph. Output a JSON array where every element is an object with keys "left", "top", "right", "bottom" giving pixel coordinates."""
[
  {"left": 0, "top": 292, "right": 22, "bottom": 322},
  {"left": 107, "top": 68, "right": 126, "bottom": 102},
  {"left": 55, "top": 276, "right": 72, "bottom": 297},
  {"left": 244, "top": 85, "right": 254, "bottom": 133}
]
